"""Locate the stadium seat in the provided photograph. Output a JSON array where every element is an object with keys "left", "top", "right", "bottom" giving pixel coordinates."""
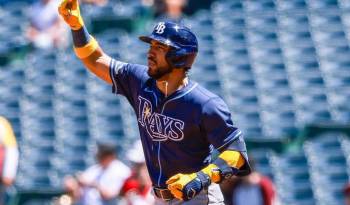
[
  {"left": 270, "top": 151, "right": 315, "bottom": 205},
  {"left": 249, "top": 149, "right": 274, "bottom": 179},
  {"left": 304, "top": 133, "right": 349, "bottom": 205},
  {"left": 307, "top": 0, "right": 339, "bottom": 10},
  {"left": 243, "top": 0, "right": 276, "bottom": 12},
  {"left": 276, "top": 0, "right": 307, "bottom": 11}
]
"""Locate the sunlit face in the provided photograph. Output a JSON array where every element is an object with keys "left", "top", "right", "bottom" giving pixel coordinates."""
[{"left": 147, "top": 40, "right": 173, "bottom": 80}]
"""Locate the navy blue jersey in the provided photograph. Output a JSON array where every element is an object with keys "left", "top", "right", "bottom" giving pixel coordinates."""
[{"left": 109, "top": 59, "right": 249, "bottom": 188}]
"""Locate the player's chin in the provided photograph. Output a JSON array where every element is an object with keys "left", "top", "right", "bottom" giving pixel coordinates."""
[
  {"left": 148, "top": 68, "right": 163, "bottom": 79},
  {"left": 148, "top": 59, "right": 157, "bottom": 68},
  {"left": 148, "top": 63, "right": 157, "bottom": 73},
  {"left": 147, "top": 66, "right": 155, "bottom": 75}
]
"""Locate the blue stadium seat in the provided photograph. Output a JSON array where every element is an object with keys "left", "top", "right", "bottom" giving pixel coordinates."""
[
  {"left": 211, "top": 1, "right": 244, "bottom": 14},
  {"left": 276, "top": 0, "right": 307, "bottom": 11},
  {"left": 304, "top": 133, "right": 349, "bottom": 205},
  {"left": 270, "top": 151, "right": 315, "bottom": 205},
  {"left": 307, "top": 0, "right": 339, "bottom": 10},
  {"left": 250, "top": 149, "right": 274, "bottom": 179},
  {"left": 339, "top": 0, "right": 350, "bottom": 9},
  {"left": 243, "top": 0, "right": 276, "bottom": 12}
]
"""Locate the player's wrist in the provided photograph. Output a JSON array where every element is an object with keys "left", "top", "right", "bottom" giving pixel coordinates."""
[
  {"left": 72, "top": 26, "right": 91, "bottom": 47},
  {"left": 195, "top": 171, "right": 211, "bottom": 188},
  {"left": 71, "top": 24, "right": 84, "bottom": 31},
  {"left": 200, "top": 163, "right": 221, "bottom": 183},
  {"left": 73, "top": 36, "right": 99, "bottom": 59},
  {"left": 210, "top": 150, "right": 245, "bottom": 183},
  {"left": 71, "top": 26, "right": 99, "bottom": 59}
]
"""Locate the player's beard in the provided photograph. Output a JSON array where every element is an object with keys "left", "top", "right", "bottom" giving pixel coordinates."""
[
  {"left": 148, "top": 66, "right": 173, "bottom": 80},
  {"left": 148, "top": 60, "right": 173, "bottom": 80}
]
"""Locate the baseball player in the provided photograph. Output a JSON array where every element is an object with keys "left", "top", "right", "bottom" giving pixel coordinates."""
[{"left": 58, "top": 0, "right": 251, "bottom": 204}]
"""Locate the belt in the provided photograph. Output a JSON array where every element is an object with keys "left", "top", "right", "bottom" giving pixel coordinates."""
[{"left": 153, "top": 187, "right": 174, "bottom": 201}]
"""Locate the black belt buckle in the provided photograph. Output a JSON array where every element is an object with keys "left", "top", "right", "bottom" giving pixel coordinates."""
[{"left": 153, "top": 187, "right": 174, "bottom": 201}]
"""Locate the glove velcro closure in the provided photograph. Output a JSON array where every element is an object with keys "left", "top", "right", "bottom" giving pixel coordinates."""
[
  {"left": 196, "top": 171, "right": 211, "bottom": 188},
  {"left": 213, "top": 158, "right": 239, "bottom": 182}
]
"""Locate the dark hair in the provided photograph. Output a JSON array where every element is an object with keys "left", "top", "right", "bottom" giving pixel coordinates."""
[{"left": 96, "top": 141, "right": 116, "bottom": 160}]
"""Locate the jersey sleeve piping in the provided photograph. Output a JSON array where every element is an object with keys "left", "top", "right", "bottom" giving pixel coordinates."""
[
  {"left": 215, "top": 129, "right": 242, "bottom": 151},
  {"left": 109, "top": 58, "right": 128, "bottom": 94},
  {"left": 109, "top": 58, "right": 118, "bottom": 93}
]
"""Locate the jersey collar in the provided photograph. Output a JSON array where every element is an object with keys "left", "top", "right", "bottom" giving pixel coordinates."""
[{"left": 147, "top": 78, "right": 197, "bottom": 102}]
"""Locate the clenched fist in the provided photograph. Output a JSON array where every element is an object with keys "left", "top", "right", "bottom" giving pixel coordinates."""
[
  {"left": 166, "top": 172, "right": 207, "bottom": 201},
  {"left": 58, "top": 0, "right": 84, "bottom": 30}
]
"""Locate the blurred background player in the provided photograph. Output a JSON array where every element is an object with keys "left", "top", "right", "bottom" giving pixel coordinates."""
[
  {"left": 0, "top": 116, "right": 19, "bottom": 205},
  {"left": 154, "top": 0, "right": 187, "bottom": 22},
  {"left": 64, "top": 141, "right": 130, "bottom": 205},
  {"left": 120, "top": 140, "right": 154, "bottom": 205},
  {"left": 220, "top": 157, "right": 276, "bottom": 205},
  {"left": 80, "top": 0, "right": 108, "bottom": 6},
  {"left": 26, "top": 0, "right": 68, "bottom": 49},
  {"left": 344, "top": 183, "right": 350, "bottom": 205}
]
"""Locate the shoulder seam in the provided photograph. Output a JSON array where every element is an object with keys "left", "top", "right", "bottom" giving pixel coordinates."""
[
  {"left": 202, "top": 96, "right": 221, "bottom": 110},
  {"left": 196, "top": 84, "right": 217, "bottom": 99}
]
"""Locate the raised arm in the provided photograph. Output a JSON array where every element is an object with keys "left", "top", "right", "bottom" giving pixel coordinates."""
[{"left": 58, "top": 0, "right": 112, "bottom": 84}]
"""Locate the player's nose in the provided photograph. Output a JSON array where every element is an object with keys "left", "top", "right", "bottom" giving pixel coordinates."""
[
  {"left": 148, "top": 46, "right": 155, "bottom": 55},
  {"left": 147, "top": 49, "right": 156, "bottom": 59}
]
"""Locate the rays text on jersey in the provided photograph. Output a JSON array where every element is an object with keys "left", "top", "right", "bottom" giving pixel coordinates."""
[{"left": 138, "top": 96, "right": 184, "bottom": 141}]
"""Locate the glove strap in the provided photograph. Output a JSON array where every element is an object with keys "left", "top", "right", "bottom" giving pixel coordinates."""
[
  {"left": 196, "top": 171, "right": 211, "bottom": 188},
  {"left": 213, "top": 158, "right": 239, "bottom": 182}
]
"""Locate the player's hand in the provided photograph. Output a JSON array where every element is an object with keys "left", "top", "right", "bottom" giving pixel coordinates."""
[
  {"left": 166, "top": 173, "right": 204, "bottom": 201},
  {"left": 58, "top": 0, "right": 84, "bottom": 30}
]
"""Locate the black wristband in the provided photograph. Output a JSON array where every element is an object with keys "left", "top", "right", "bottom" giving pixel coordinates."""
[{"left": 71, "top": 26, "right": 91, "bottom": 47}]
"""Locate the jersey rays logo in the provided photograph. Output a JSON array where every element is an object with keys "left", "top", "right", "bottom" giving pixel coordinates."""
[{"left": 138, "top": 96, "right": 184, "bottom": 141}]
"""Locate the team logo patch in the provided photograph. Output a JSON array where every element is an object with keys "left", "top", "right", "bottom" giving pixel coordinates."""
[
  {"left": 154, "top": 22, "right": 166, "bottom": 34},
  {"left": 138, "top": 96, "right": 184, "bottom": 141}
]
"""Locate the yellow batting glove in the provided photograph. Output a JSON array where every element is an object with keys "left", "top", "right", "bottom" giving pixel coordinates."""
[
  {"left": 166, "top": 151, "right": 246, "bottom": 201},
  {"left": 166, "top": 173, "right": 204, "bottom": 201},
  {"left": 201, "top": 150, "right": 246, "bottom": 183},
  {"left": 58, "top": 0, "right": 84, "bottom": 30}
]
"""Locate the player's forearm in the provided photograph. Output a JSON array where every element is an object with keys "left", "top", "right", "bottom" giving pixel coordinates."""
[
  {"left": 58, "top": 0, "right": 112, "bottom": 83},
  {"left": 71, "top": 26, "right": 101, "bottom": 63},
  {"left": 81, "top": 47, "right": 112, "bottom": 84},
  {"left": 71, "top": 27, "right": 112, "bottom": 84}
]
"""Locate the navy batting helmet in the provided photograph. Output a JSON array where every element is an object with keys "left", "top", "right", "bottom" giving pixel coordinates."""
[{"left": 139, "top": 21, "right": 198, "bottom": 70}]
